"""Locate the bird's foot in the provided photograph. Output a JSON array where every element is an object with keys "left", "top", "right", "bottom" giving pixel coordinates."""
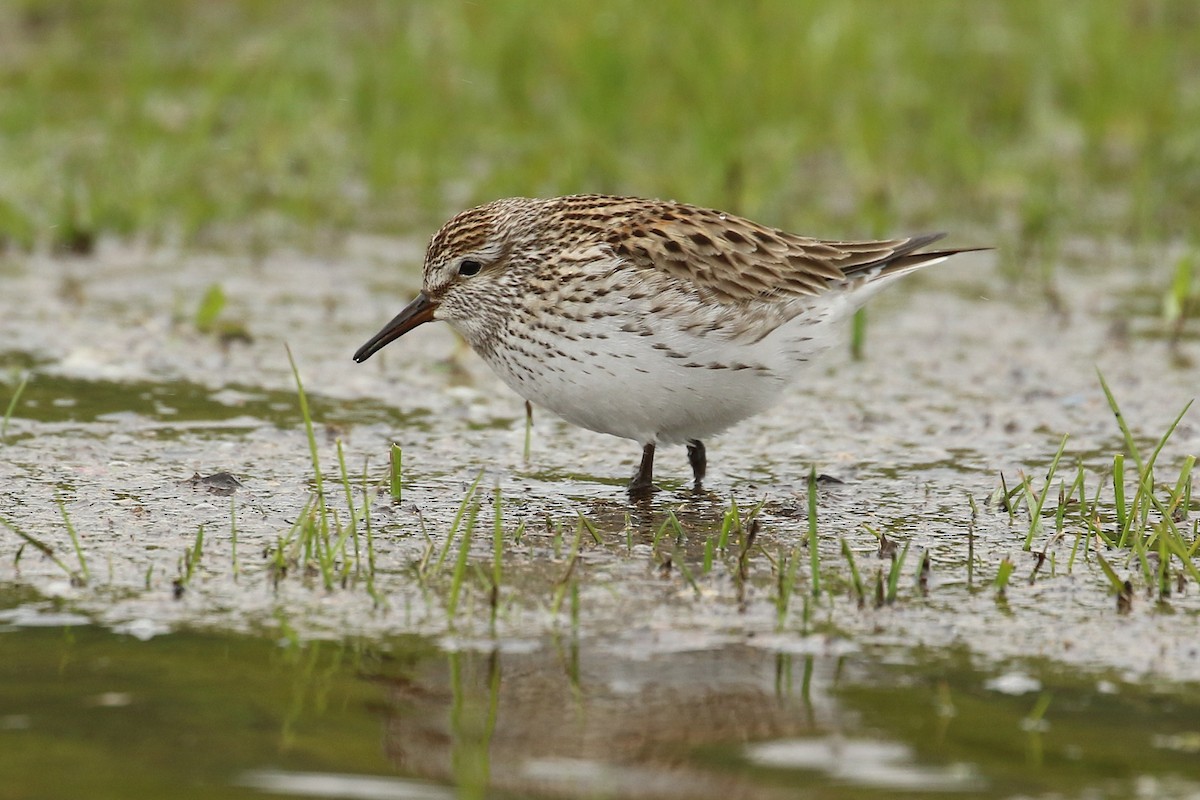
[
  {"left": 628, "top": 478, "right": 660, "bottom": 500},
  {"left": 629, "top": 442, "right": 658, "bottom": 500}
]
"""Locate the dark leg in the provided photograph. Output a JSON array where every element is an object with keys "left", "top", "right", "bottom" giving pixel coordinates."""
[
  {"left": 687, "top": 440, "right": 706, "bottom": 489},
  {"left": 629, "top": 442, "right": 656, "bottom": 498}
]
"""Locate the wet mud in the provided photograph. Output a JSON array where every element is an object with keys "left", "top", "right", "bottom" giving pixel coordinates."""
[{"left": 2, "top": 241, "right": 1198, "bottom": 797}]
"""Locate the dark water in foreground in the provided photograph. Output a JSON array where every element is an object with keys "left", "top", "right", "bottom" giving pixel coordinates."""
[{"left": 4, "top": 587, "right": 1199, "bottom": 800}]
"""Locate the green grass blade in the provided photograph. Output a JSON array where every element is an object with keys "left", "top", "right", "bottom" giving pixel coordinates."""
[
  {"left": 491, "top": 484, "right": 503, "bottom": 629},
  {"left": 361, "top": 461, "right": 381, "bottom": 604},
  {"left": 2, "top": 371, "right": 30, "bottom": 442},
  {"left": 776, "top": 545, "right": 801, "bottom": 628},
  {"left": 551, "top": 520, "right": 584, "bottom": 616},
  {"left": 286, "top": 345, "right": 329, "bottom": 543},
  {"left": 717, "top": 496, "right": 739, "bottom": 551},
  {"left": 1093, "top": 550, "right": 1126, "bottom": 593},
  {"left": 185, "top": 525, "right": 205, "bottom": 583},
  {"left": 431, "top": 471, "right": 484, "bottom": 578},
  {"left": 1112, "top": 453, "right": 1126, "bottom": 533},
  {"left": 841, "top": 538, "right": 865, "bottom": 604},
  {"left": 194, "top": 283, "right": 226, "bottom": 332},
  {"left": 1024, "top": 434, "right": 1068, "bottom": 550},
  {"left": 1143, "top": 399, "right": 1194, "bottom": 481},
  {"left": 994, "top": 557, "right": 1015, "bottom": 595},
  {"left": 1, "top": 516, "right": 74, "bottom": 577},
  {"left": 1097, "top": 369, "right": 1144, "bottom": 472},
  {"left": 807, "top": 467, "right": 820, "bottom": 597},
  {"left": 886, "top": 539, "right": 910, "bottom": 604},
  {"left": 56, "top": 498, "right": 90, "bottom": 583},
  {"left": 389, "top": 442, "right": 403, "bottom": 503},
  {"left": 446, "top": 501, "right": 479, "bottom": 621},
  {"left": 335, "top": 439, "right": 359, "bottom": 570}
]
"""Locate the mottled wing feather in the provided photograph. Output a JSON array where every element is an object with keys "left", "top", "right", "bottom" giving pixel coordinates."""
[{"left": 565, "top": 195, "right": 941, "bottom": 304}]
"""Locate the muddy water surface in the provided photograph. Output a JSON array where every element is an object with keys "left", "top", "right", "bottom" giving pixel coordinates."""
[{"left": 2, "top": 241, "right": 1199, "bottom": 798}]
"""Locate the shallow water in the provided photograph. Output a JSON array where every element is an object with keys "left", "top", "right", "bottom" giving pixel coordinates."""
[
  {"left": 4, "top": 595, "right": 1200, "bottom": 799},
  {"left": 5, "top": 589, "right": 1200, "bottom": 800},
  {"left": 2, "top": 240, "right": 1199, "bottom": 797}
]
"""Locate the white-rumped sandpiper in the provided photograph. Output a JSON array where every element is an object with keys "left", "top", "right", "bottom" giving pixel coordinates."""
[{"left": 354, "top": 195, "right": 982, "bottom": 496}]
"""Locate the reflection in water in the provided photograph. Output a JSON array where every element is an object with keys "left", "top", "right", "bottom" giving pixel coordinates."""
[
  {"left": 370, "top": 642, "right": 1200, "bottom": 799},
  {"left": 4, "top": 604, "right": 1200, "bottom": 799},
  {"left": 449, "top": 650, "right": 500, "bottom": 800},
  {"left": 377, "top": 644, "right": 833, "bottom": 799}
]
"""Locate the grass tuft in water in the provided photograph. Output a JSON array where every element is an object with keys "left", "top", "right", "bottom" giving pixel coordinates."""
[
  {"left": 286, "top": 345, "right": 330, "bottom": 555},
  {"left": 332, "top": 440, "right": 360, "bottom": 582},
  {"left": 261, "top": 346, "right": 377, "bottom": 592},
  {"left": 1022, "top": 434, "right": 1069, "bottom": 551},
  {"left": 1096, "top": 369, "right": 1194, "bottom": 551},
  {"left": 993, "top": 371, "right": 1196, "bottom": 608}
]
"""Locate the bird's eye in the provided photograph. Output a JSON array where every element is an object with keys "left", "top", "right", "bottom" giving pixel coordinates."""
[{"left": 458, "top": 259, "right": 483, "bottom": 277}]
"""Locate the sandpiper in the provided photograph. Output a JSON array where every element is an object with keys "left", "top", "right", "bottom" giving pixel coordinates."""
[{"left": 354, "top": 195, "right": 981, "bottom": 496}]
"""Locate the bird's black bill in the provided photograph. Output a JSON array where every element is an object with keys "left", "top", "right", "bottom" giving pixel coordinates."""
[{"left": 353, "top": 292, "right": 438, "bottom": 363}]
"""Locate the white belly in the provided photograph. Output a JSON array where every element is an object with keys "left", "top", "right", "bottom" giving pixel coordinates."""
[{"left": 463, "top": 294, "right": 846, "bottom": 446}]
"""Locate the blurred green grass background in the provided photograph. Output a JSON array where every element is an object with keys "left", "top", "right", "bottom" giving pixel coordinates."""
[{"left": 1, "top": 1, "right": 1197, "bottom": 261}]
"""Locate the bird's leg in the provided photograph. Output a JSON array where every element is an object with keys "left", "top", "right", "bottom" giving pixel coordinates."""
[
  {"left": 629, "top": 442, "right": 657, "bottom": 498},
  {"left": 687, "top": 440, "right": 707, "bottom": 489}
]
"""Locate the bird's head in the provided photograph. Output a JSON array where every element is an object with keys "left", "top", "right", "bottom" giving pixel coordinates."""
[{"left": 353, "top": 197, "right": 545, "bottom": 362}]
